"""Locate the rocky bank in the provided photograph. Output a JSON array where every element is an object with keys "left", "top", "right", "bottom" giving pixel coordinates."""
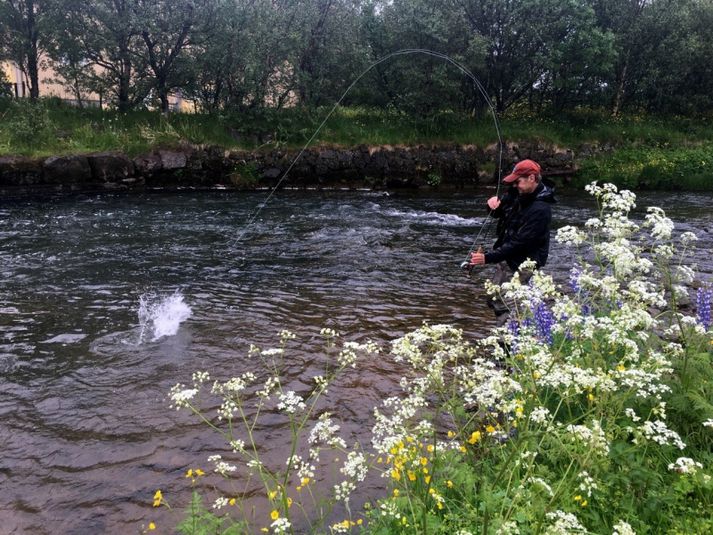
[{"left": 0, "top": 142, "right": 584, "bottom": 197}]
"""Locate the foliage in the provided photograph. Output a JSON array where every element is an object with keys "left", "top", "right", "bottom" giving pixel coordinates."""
[
  {"left": 155, "top": 184, "right": 712, "bottom": 534},
  {"left": 364, "top": 184, "right": 713, "bottom": 534},
  {"left": 576, "top": 144, "right": 713, "bottom": 190},
  {"left": 4, "top": 1, "right": 713, "bottom": 115},
  {"left": 2, "top": 98, "right": 56, "bottom": 150}
]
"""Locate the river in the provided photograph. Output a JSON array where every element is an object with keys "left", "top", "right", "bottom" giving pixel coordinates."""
[{"left": 1, "top": 188, "right": 711, "bottom": 533}]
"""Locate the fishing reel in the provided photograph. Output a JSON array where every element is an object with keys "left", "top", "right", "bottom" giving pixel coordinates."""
[{"left": 459, "top": 246, "right": 483, "bottom": 278}]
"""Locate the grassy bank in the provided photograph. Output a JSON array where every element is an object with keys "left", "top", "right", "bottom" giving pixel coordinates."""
[{"left": 1, "top": 98, "right": 712, "bottom": 190}]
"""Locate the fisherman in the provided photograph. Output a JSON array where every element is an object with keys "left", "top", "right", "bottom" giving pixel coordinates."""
[{"left": 469, "top": 159, "right": 556, "bottom": 322}]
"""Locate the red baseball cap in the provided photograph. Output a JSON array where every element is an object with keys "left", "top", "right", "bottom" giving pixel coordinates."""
[{"left": 503, "top": 159, "right": 541, "bottom": 183}]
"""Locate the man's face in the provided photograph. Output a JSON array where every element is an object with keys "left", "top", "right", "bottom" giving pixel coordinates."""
[{"left": 515, "top": 174, "right": 538, "bottom": 194}]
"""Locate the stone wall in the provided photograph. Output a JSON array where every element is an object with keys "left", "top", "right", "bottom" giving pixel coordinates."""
[{"left": 0, "top": 142, "right": 581, "bottom": 197}]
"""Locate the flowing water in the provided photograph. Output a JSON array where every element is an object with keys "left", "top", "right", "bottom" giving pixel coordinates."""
[{"left": 1, "top": 189, "right": 712, "bottom": 533}]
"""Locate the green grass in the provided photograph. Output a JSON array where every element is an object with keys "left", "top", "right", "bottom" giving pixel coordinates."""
[{"left": 2, "top": 98, "right": 713, "bottom": 189}]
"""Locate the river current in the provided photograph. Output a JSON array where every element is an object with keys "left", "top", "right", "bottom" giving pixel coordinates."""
[{"left": 1, "top": 189, "right": 711, "bottom": 533}]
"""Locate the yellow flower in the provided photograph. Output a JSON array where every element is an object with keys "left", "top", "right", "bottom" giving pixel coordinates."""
[
  {"left": 420, "top": 457, "right": 428, "bottom": 466},
  {"left": 261, "top": 529, "right": 269, "bottom": 533},
  {"left": 377, "top": 457, "right": 383, "bottom": 464},
  {"left": 152, "top": 490, "right": 163, "bottom": 507},
  {"left": 287, "top": 498, "right": 293, "bottom": 508},
  {"left": 447, "top": 431, "right": 455, "bottom": 438},
  {"left": 422, "top": 467, "right": 429, "bottom": 475},
  {"left": 229, "top": 498, "right": 236, "bottom": 506},
  {"left": 268, "top": 490, "right": 278, "bottom": 499},
  {"left": 186, "top": 468, "right": 193, "bottom": 478},
  {"left": 588, "top": 393, "right": 595, "bottom": 401},
  {"left": 301, "top": 477, "right": 310, "bottom": 486},
  {"left": 446, "top": 480, "right": 454, "bottom": 488},
  {"left": 437, "top": 502, "right": 444, "bottom": 510},
  {"left": 427, "top": 444, "right": 434, "bottom": 453},
  {"left": 393, "top": 489, "right": 400, "bottom": 497},
  {"left": 573, "top": 495, "right": 582, "bottom": 502},
  {"left": 458, "top": 445, "right": 467, "bottom": 453},
  {"left": 485, "top": 425, "right": 496, "bottom": 434},
  {"left": 148, "top": 522, "right": 156, "bottom": 531},
  {"left": 533, "top": 371, "right": 541, "bottom": 379},
  {"left": 195, "top": 469, "right": 205, "bottom": 476},
  {"left": 424, "top": 476, "right": 431, "bottom": 484},
  {"left": 581, "top": 500, "right": 588, "bottom": 507},
  {"left": 468, "top": 431, "right": 482, "bottom": 444},
  {"left": 407, "top": 471, "right": 416, "bottom": 481},
  {"left": 391, "top": 469, "right": 401, "bottom": 481},
  {"left": 357, "top": 519, "right": 363, "bottom": 525},
  {"left": 270, "top": 510, "right": 279, "bottom": 520},
  {"left": 401, "top": 517, "right": 408, "bottom": 525}
]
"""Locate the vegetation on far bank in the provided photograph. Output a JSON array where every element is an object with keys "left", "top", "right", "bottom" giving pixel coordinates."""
[{"left": 1, "top": 98, "right": 713, "bottom": 191}]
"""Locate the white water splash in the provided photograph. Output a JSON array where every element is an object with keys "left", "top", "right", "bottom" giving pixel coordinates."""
[
  {"left": 137, "top": 291, "right": 192, "bottom": 342},
  {"left": 382, "top": 208, "right": 482, "bottom": 226}
]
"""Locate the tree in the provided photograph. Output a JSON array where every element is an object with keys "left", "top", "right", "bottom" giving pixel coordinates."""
[
  {"left": 46, "top": 0, "right": 150, "bottom": 111},
  {"left": 0, "top": 0, "right": 49, "bottom": 99},
  {"left": 132, "top": 0, "right": 213, "bottom": 113}
]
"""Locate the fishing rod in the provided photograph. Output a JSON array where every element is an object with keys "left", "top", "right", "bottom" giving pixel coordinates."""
[{"left": 231, "top": 48, "right": 505, "bottom": 267}]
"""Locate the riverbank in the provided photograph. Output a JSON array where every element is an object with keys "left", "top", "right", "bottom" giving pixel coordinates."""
[
  {"left": 0, "top": 141, "right": 581, "bottom": 197},
  {"left": 1, "top": 101, "right": 712, "bottom": 194}
]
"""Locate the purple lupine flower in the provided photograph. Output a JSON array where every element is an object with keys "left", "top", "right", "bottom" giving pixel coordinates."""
[
  {"left": 696, "top": 286, "right": 712, "bottom": 331},
  {"left": 531, "top": 298, "right": 555, "bottom": 345},
  {"left": 569, "top": 266, "right": 582, "bottom": 294},
  {"left": 507, "top": 318, "right": 520, "bottom": 354}
]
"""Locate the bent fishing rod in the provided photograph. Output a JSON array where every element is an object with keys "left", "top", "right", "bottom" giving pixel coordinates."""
[{"left": 231, "top": 49, "right": 505, "bottom": 268}]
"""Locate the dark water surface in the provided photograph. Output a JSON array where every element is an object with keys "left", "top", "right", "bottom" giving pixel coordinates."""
[{"left": 1, "top": 189, "right": 712, "bottom": 533}]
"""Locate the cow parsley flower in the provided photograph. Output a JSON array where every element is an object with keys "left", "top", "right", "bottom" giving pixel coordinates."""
[
  {"left": 668, "top": 457, "right": 703, "bottom": 474},
  {"left": 277, "top": 391, "right": 306, "bottom": 414}
]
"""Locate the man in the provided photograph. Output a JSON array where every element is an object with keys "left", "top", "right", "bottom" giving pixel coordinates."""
[{"left": 470, "top": 159, "right": 556, "bottom": 320}]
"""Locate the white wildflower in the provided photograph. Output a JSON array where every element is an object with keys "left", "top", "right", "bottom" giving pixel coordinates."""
[
  {"left": 270, "top": 517, "right": 291, "bottom": 534},
  {"left": 544, "top": 510, "right": 585, "bottom": 534},
  {"left": 577, "top": 470, "right": 598, "bottom": 497},
  {"left": 639, "top": 420, "right": 686, "bottom": 450},
  {"left": 334, "top": 480, "right": 356, "bottom": 503},
  {"left": 612, "top": 520, "right": 636, "bottom": 535},
  {"left": 556, "top": 225, "right": 586, "bottom": 246},
  {"left": 340, "top": 451, "right": 368, "bottom": 482},
  {"left": 530, "top": 406, "right": 551, "bottom": 424},
  {"left": 169, "top": 384, "right": 198, "bottom": 409},
  {"left": 212, "top": 496, "right": 228, "bottom": 510},
  {"left": 277, "top": 391, "right": 306, "bottom": 414},
  {"left": 668, "top": 457, "right": 703, "bottom": 474}
]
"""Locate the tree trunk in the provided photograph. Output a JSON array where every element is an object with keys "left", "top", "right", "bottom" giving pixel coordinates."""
[
  {"left": 26, "top": 0, "right": 40, "bottom": 99},
  {"left": 612, "top": 57, "right": 628, "bottom": 117}
]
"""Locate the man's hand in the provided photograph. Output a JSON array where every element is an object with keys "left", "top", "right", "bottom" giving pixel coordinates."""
[
  {"left": 487, "top": 196, "right": 501, "bottom": 210},
  {"left": 469, "top": 251, "right": 486, "bottom": 266}
]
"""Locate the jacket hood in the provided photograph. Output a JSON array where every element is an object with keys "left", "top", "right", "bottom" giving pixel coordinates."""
[{"left": 536, "top": 178, "right": 557, "bottom": 204}]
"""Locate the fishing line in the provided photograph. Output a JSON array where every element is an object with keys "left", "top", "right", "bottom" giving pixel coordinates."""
[{"left": 231, "top": 48, "right": 505, "bottom": 263}]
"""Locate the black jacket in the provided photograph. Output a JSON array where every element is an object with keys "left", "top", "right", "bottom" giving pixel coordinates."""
[{"left": 485, "top": 179, "right": 556, "bottom": 270}]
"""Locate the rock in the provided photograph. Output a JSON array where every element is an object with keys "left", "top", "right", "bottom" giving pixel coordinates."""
[
  {"left": 87, "top": 152, "right": 134, "bottom": 182},
  {"left": 133, "top": 153, "right": 163, "bottom": 174},
  {"left": 43, "top": 155, "right": 92, "bottom": 183},
  {"left": 158, "top": 150, "right": 187, "bottom": 170},
  {"left": 0, "top": 156, "right": 43, "bottom": 186},
  {"left": 261, "top": 167, "right": 282, "bottom": 179}
]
